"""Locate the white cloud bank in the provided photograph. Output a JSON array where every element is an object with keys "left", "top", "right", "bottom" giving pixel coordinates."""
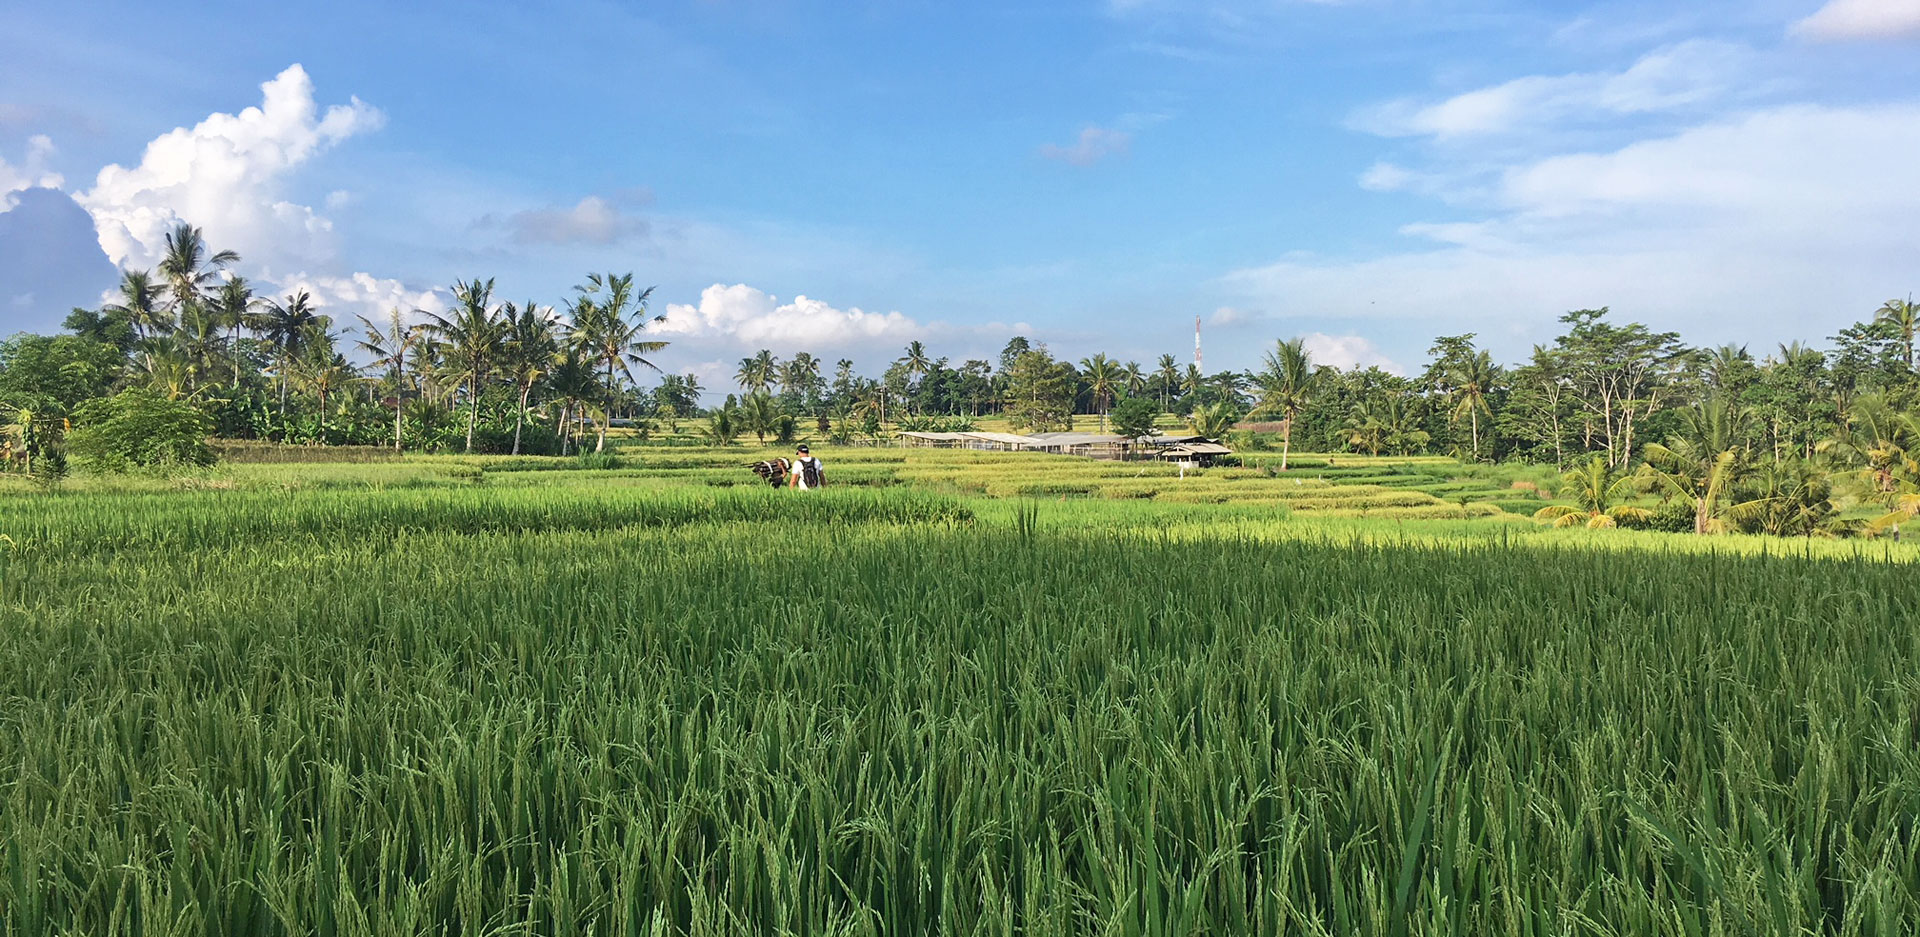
[{"left": 1792, "top": 0, "right": 1920, "bottom": 40}]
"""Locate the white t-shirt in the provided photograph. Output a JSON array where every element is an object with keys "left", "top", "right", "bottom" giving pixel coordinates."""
[{"left": 790, "top": 456, "right": 822, "bottom": 489}]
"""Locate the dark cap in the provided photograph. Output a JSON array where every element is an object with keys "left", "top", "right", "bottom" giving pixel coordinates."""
[{"left": 796, "top": 444, "right": 810, "bottom": 453}]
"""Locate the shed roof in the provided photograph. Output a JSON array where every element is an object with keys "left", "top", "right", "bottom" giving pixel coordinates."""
[{"left": 1159, "top": 442, "right": 1234, "bottom": 456}]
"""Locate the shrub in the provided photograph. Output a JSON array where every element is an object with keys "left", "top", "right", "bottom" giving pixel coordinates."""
[{"left": 66, "top": 390, "right": 214, "bottom": 473}]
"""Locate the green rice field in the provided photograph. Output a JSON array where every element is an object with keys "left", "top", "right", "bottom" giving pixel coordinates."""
[{"left": 3, "top": 446, "right": 1918, "bottom": 935}]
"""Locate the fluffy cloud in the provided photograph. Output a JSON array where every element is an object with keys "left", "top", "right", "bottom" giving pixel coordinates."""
[
  {"left": 0, "top": 135, "right": 63, "bottom": 206},
  {"left": 501, "top": 195, "right": 648, "bottom": 245},
  {"left": 655, "top": 283, "right": 1032, "bottom": 368},
  {"left": 1792, "top": 0, "right": 1920, "bottom": 40},
  {"left": 1353, "top": 40, "right": 1752, "bottom": 140},
  {"left": 74, "top": 63, "right": 383, "bottom": 272},
  {"left": 657, "top": 283, "right": 923, "bottom": 348},
  {"left": 275, "top": 271, "right": 449, "bottom": 326},
  {"left": 1302, "top": 333, "right": 1403, "bottom": 373},
  {"left": 1039, "top": 127, "right": 1132, "bottom": 166},
  {"left": 1230, "top": 102, "right": 1920, "bottom": 350}
]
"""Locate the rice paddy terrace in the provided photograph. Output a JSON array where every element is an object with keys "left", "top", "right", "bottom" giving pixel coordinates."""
[{"left": 3, "top": 446, "right": 1917, "bottom": 935}]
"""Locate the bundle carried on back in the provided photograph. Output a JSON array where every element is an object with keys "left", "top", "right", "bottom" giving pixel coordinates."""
[{"left": 747, "top": 458, "right": 790, "bottom": 488}]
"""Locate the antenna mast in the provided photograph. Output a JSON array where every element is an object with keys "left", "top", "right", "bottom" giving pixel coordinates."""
[{"left": 1194, "top": 316, "right": 1202, "bottom": 372}]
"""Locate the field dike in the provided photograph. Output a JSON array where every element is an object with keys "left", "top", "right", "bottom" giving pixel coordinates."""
[{"left": 2, "top": 484, "right": 1917, "bottom": 934}]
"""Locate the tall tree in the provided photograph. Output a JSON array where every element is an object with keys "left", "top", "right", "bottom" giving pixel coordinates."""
[
  {"left": 211, "top": 276, "right": 256, "bottom": 386},
  {"left": 547, "top": 349, "right": 601, "bottom": 456},
  {"left": 569, "top": 273, "right": 668, "bottom": 452},
  {"left": 1254, "top": 337, "right": 1318, "bottom": 470},
  {"left": 422, "top": 278, "right": 506, "bottom": 453},
  {"left": 896, "top": 341, "right": 932, "bottom": 413},
  {"left": 355, "top": 309, "right": 421, "bottom": 451},
  {"left": 736, "top": 349, "right": 778, "bottom": 395},
  {"left": 1003, "top": 349, "right": 1075, "bottom": 432},
  {"left": 103, "top": 270, "right": 169, "bottom": 343},
  {"left": 1155, "top": 354, "right": 1180, "bottom": 409},
  {"left": 249, "top": 290, "right": 325, "bottom": 431},
  {"left": 1448, "top": 349, "right": 1497, "bottom": 461},
  {"left": 1875, "top": 296, "right": 1918, "bottom": 372},
  {"left": 1079, "top": 353, "right": 1123, "bottom": 431},
  {"left": 503, "top": 300, "right": 560, "bottom": 455},
  {"left": 157, "top": 222, "right": 239, "bottom": 318},
  {"left": 1550, "top": 309, "right": 1688, "bottom": 469},
  {"left": 1639, "top": 395, "right": 1764, "bottom": 534}
]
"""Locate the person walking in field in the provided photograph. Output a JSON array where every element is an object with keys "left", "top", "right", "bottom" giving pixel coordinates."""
[{"left": 789, "top": 443, "right": 825, "bottom": 490}]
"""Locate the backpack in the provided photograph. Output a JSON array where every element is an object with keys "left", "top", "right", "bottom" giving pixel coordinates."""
[{"left": 801, "top": 457, "right": 825, "bottom": 488}]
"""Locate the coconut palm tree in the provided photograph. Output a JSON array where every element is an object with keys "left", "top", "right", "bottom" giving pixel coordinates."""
[
  {"left": 291, "top": 338, "right": 357, "bottom": 423},
  {"left": 781, "top": 352, "right": 820, "bottom": 398},
  {"left": 1188, "top": 400, "right": 1238, "bottom": 439},
  {"left": 568, "top": 273, "right": 667, "bottom": 451},
  {"left": 171, "top": 301, "right": 226, "bottom": 393},
  {"left": 740, "top": 391, "right": 780, "bottom": 444},
  {"left": 356, "top": 309, "right": 422, "bottom": 451},
  {"left": 1155, "top": 354, "right": 1180, "bottom": 409},
  {"left": 1640, "top": 441, "right": 1769, "bottom": 535},
  {"left": 1533, "top": 457, "right": 1651, "bottom": 529},
  {"left": 1447, "top": 349, "right": 1497, "bottom": 461},
  {"left": 1876, "top": 296, "right": 1918, "bottom": 371},
  {"left": 211, "top": 276, "right": 256, "bottom": 386},
  {"left": 736, "top": 350, "right": 778, "bottom": 395},
  {"left": 1254, "top": 337, "right": 1317, "bottom": 470},
  {"left": 1639, "top": 396, "right": 1767, "bottom": 534},
  {"left": 249, "top": 290, "right": 325, "bottom": 431},
  {"left": 1817, "top": 393, "right": 1917, "bottom": 494},
  {"left": 1180, "top": 363, "right": 1204, "bottom": 402},
  {"left": 1343, "top": 399, "right": 1389, "bottom": 456},
  {"left": 157, "top": 222, "right": 238, "bottom": 318},
  {"left": 103, "top": 269, "right": 170, "bottom": 343},
  {"left": 1079, "top": 353, "right": 1123, "bottom": 431},
  {"left": 546, "top": 349, "right": 602, "bottom": 456},
  {"left": 1123, "top": 360, "right": 1145, "bottom": 397},
  {"left": 502, "top": 300, "right": 561, "bottom": 455},
  {"left": 421, "top": 279, "right": 506, "bottom": 453}
]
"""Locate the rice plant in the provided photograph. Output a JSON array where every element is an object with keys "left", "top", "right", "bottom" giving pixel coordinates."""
[{"left": 0, "top": 464, "right": 1916, "bottom": 935}]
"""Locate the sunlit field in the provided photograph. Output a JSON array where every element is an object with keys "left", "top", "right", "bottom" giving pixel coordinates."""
[{"left": 4, "top": 445, "right": 1917, "bottom": 935}]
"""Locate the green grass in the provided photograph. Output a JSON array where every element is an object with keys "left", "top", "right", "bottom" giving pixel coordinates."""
[{"left": 1, "top": 451, "right": 1917, "bottom": 934}]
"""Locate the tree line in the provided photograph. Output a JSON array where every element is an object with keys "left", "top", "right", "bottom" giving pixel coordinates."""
[{"left": 2, "top": 222, "right": 1917, "bottom": 532}]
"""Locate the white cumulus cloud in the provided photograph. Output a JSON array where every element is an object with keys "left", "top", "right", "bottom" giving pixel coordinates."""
[
  {"left": 74, "top": 63, "right": 383, "bottom": 272},
  {"left": 275, "top": 271, "right": 450, "bottom": 326},
  {"left": 658, "top": 283, "right": 923, "bottom": 348},
  {"left": 1301, "top": 332, "right": 1404, "bottom": 373},
  {"left": 1793, "top": 0, "right": 1920, "bottom": 40},
  {"left": 0, "top": 135, "right": 63, "bottom": 206}
]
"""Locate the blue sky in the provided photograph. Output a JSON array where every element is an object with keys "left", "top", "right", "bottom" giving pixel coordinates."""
[{"left": 3, "top": 0, "right": 1918, "bottom": 387}]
